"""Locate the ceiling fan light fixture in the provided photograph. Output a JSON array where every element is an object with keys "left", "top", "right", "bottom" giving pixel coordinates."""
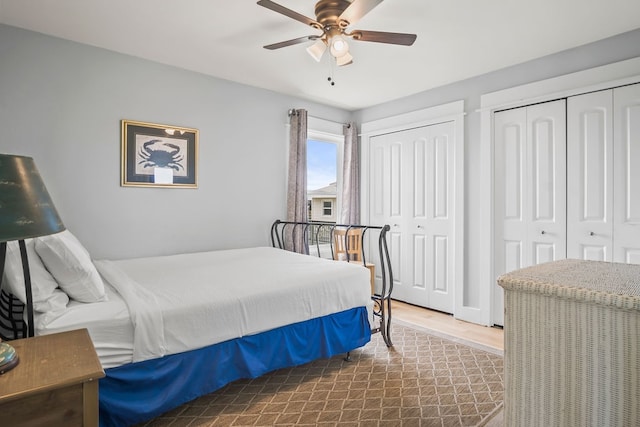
[
  {"left": 329, "top": 35, "right": 349, "bottom": 58},
  {"left": 336, "top": 51, "right": 353, "bottom": 66},
  {"left": 306, "top": 39, "right": 327, "bottom": 62}
]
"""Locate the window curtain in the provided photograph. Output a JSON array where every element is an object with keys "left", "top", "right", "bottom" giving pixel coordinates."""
[
  {"left": 340, "top": 121, "right": 360, "bottom": 224},
  {"left": 286, "top": 109, "right": 308, "bottom": 253}
]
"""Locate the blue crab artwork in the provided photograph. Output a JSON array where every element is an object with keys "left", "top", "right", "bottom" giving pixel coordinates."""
[{"left": 138, "top": 139, "right": 185, "bottom": 171}]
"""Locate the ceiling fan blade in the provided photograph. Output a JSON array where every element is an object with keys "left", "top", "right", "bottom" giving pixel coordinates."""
[
  {"left": 339, "top": 0, "right": 384, "bottom": 26},
  {"left": 350, "top": 30, "right": 417, "bottom": 46},
  {"left": 263, "top": 35, "right": 320, "bottom": 50},
  {"left": 257, "top": 0, "right": 321, "bottom": 29}
]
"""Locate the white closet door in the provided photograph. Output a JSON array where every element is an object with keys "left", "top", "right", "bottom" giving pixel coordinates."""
[
  {"left": 613, "top": 83, "right": 640, "bottom": 264},
  {"left": 369, "top": 121, "right": 456, "bottom": 312},
  {"left": 369, "top": 134, "right": 404, "bottom": 298},
  {"left": 567, "top": 90, "right": 614, "bottom": 261},
  {"left": 494, "top": 100, "right": 566, "bottom": 325},
  {"left": 526, "top": 101, "right": 567, "bottom": 265},
  {"left": 494, "top": 108, "right": 528, "bottom": 278},
  {"left": 412, "top": 121, "right": 456, "bottom": 312}
]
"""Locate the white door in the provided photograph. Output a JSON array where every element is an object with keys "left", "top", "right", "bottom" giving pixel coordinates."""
[
  {"left": 493, "top": 100, "right": 567, "bottom": 325},
  {"left": 369, "top": 133, "right": 404, "bottom": 300},
  {"left": 613, "top": 83, "right": 640, "bottom": 264},
  {"left": 369, "top": 121, "right": 456, "bottom": 312},
  {"left": 567, "top": 90, "right": 614, "bottom": 261},
  {"left": 494, "top": 106, "right": 527, "bottom": 301}
]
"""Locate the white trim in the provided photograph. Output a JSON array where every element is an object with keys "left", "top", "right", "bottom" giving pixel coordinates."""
[
  {"left": 480, "top": 56, "right": 640, "bottom": 326},
  {"left": 308, "top": 116, "right": 343, "bottom": 135},
  {"left": 479, "top": 57, "right": 640, "bottom": 112},
  {"left": 451, "top": 110, "right": 472, "bottom": 323},
  {"left": 361, "top": 101, "right": 465, "bottom": 135},
  {"left": 308, "top": 129, "right": 343, "bottom": 144},
  {"left": 361, "top": 101, "right": 468, "bottom": 322}
]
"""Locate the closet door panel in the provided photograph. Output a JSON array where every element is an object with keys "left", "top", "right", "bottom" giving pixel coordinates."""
[
  {"left": 412, "top": 234, "right": 427, "bottom": 290},
  {"left": 421, "top": 123, "right": 456, "bottom": 312},
  {"left": 390, "top": 143, "right": 403, "bottom": 217},
  {"left": 503, "top": 241, "right": 522, "bottom": 273},
  {"left": 432, "top": 235, "right": 449, "bottom": 293},
  {"left": 623, "top": 250, "right": 640, "bottom": 265},
  {"left": 413, "top": 140, "right": 427, "bottom": 219},
  {"left": 582, "top": 111, "right": 608, "bottom": 220},
  {"left": 406, "top": 129, "right": 430, "bottom": 304},
  {"left": 495, "top": 108, "right": 528, "bottom": 278},
  {"left": 613, "top": 83, "right": 640, "bottom": 264},
  {"left": 494, "top": 108, "right": 526, "bottom": 327},
  {"left": 526, "top": 101, "right": 567, "bottom": 265},
  {"left": 531, "top": 119, "right": 556, "bottom": 221},
  {"left": 533, "top": 242, "right": 555, "bottom": 264},
  {"left": 567, "top": 90, "right": 613, "bottom": 261},
  {"left": 582, "top": 246, "right": 607, "bottom": 261},
  {"left": 369, "top": 137, "right": 404, "bottom": 292},
  {"left": 432, "top": 135, "right": 450, "bottom": 219},
  {"left": 371, "top": 144, "right": 386, "bottom": 218}
]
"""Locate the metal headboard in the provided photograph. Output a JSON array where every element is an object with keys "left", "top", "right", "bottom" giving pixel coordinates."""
[{"left": 270, "top": 220, "right": 394, "bottom": 346}]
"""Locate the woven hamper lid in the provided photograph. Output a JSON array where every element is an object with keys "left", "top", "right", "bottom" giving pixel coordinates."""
[{"left": 498, "top": 259, "right": 640, "bottom": 311}]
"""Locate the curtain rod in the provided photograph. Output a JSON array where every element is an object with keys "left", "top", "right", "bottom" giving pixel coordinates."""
[{"left": 288, "top": 109, "right": 351, "bottom": 128}]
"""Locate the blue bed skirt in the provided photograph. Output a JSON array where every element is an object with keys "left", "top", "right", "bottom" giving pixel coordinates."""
[{"left": 99, "top": 306, "right": 371, "bottom": 427}]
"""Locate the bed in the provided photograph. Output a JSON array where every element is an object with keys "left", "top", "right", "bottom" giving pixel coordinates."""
[{"left": 0, "top": 220, "right": 393, "bottom": 427}]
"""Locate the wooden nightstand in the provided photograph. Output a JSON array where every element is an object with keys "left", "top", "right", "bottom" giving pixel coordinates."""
[{"left": 0, "top": 329, "right": 105, "bottom": 427}]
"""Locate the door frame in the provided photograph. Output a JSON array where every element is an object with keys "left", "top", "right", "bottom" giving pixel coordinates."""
[
  {"left": 480, "top": 57, "right": 640, "bottom": 326},
  {"left": 361, "top": 100, "right": 467, "bottom": 320}
]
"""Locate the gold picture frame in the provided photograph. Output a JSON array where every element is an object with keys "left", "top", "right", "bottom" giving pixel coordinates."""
[{"left": 121, "top": 120, "right": 198, "bottom": 188}]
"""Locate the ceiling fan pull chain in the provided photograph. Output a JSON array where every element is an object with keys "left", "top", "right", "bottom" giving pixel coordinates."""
[{"left": 327, "top": 56, "right": 336, "bottom": 86}]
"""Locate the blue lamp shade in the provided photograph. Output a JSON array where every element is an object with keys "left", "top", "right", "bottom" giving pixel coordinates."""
[{"left": 0, "top": 154, "right": 65, "bottom": 242}]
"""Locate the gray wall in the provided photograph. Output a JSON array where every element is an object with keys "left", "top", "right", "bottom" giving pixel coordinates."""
[
  {"left": 2, "top": 22, "right": 640, "bottom": 317},
  {"left": 0, "top": 24, "right": 350, "bottom": 259},
  {"left": 354, "top": 28, "right": 640, "bottom": 310}
]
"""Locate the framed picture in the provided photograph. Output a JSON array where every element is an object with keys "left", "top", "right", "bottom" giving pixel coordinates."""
[{"left": 121, "top": 120, "right": 198, "bottom": 188}]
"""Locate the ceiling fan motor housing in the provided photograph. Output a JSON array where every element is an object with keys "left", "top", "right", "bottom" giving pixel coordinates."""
[{"left": 314, "top": 0, "right": 351, "bottom": 29}]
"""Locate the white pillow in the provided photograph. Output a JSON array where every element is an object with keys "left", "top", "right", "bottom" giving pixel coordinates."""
[
  {"left": 2, "top": 239, "right": 69, "bottom": 314},
  {"left": 35, "top": 230, "right": 107, "bottom": 303}
]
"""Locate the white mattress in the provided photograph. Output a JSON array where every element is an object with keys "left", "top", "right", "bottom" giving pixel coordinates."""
[{"left": 35, "top": 247, "right": 372, "bottom": 369}]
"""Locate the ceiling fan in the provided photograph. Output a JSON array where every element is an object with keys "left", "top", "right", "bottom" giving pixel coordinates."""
[{"left": 257, "top": 0, "right": 417, "bottom": 66}]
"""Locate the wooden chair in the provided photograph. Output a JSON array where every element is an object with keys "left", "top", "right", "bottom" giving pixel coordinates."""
[{"left": 333, "top": 228, "right": 375, "bottom": 294}]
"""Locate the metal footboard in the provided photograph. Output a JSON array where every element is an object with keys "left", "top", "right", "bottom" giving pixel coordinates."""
[{"left": 270, "top": 220, "right": 394, "bottom": 347}]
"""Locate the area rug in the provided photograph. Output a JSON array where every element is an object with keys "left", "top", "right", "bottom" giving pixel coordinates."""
[{"left": 136, "top": 321, "right": 503, "bottom": 426}]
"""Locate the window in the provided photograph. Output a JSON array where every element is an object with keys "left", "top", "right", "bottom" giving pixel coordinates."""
[
  {"left": 307, "top": 139, "right": 337, "bottom": 193},
  {"left": 306, "top": 128, "right": 343, "bottom": 223},
  {"left": 323, "top": 200, "right": 332, "bottom": 216}
]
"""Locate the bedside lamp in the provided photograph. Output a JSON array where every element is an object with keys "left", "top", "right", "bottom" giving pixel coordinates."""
[{"left": 0, "top": 154, "right": 65, "bottom": 374}]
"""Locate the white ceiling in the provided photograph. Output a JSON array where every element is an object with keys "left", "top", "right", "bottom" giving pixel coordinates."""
[{"left": 1, "top": 0, "right": 639, "bottom": 111}]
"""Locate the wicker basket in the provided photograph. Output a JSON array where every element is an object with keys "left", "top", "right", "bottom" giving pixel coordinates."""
[{"left": 498, "top": 259, "right": 640, "bottom": 427}]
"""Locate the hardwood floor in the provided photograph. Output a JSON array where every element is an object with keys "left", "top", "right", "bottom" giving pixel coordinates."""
[{"left": 390, "top": 299, "right": 504, "bottom": 351}]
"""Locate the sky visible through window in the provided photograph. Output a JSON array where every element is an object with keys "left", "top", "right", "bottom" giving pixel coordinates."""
[{"left": 307, "top": 139, "right": 336, "bottom": 191}]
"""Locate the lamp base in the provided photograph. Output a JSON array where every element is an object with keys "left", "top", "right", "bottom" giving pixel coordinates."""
[{"left": 0, "top": 341, "right": 19, "bottom": 374}]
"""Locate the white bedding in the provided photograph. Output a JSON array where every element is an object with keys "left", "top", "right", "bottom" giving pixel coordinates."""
[
  {"left": 35, "top": 282, "right": 134, "bottom": 368},
  {"left": 35, "top": 247, "right": 372, "bottom": 368}
]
